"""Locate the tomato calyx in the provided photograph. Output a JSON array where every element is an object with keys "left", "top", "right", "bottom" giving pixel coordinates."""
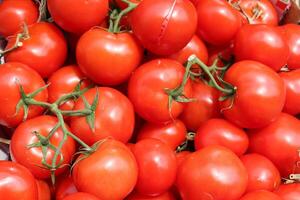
[{"left": 176, "top": 132, "right": 195, "bottom": 152}]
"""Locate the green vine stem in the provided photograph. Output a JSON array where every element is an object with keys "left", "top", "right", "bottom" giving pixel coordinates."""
[{"left": 35, "top": 0, "right": 48, "bottom": 22}]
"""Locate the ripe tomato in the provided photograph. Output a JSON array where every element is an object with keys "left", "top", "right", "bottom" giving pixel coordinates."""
[
  {"left": 241, "top": 154, "right": 281, "bottom": 192},
  {"left": 233, "top": 24, "right": 289, "bottom": 71},
  {"left": 196, "top": 0, "right": 242, "bottom": 46},
  {"left": 0, "top": 161, "right": 38, "bottom": 200},
  {"left": 0, "top": 0, "right": 38, "bottom": 37},
  {"left": 176, "top": 145, "right": 248, "bottom": 200},
  {"left": 47, "top": 0, "right": 108, "bottom": 34},
  {"left": 76, "top": 29, "right": 143, "bottom": 86},
  {"left": 70, "top": 87, "right": 135, "bottom": 145},
  {"left": 36, "top": 180, "right": 51, "bottom": 200},
  {"left": 132, "top": 139, "right": 177, "bottom": 196},
  {"left": 249, "top": 113, "right": 300, "bottom": 177},
  {"left": 10, "top": 115, "right": 76, "bottom": 179},
  {"left": 221, "top": 60, "right": 286, "bottom": 129},
  {"left": 207, "top": 44, "right": 234, "bottom": 66},
  {"left": 0, "top": 62, "right": 48, "bottom": 128},
  {"left": 240, "top": 190, "right": 282, "bottom": 200},
  {"left": 62, "top": 193, "right": 100, "bottom": 200},
  {"left": 72, "top": 139, "right": 138, "bottom": 200},
  {"left": 195, "top": 118, "right": 249, "bottom": 156},
  {"left": 130, "top": 0, "right": 197, "bottom": 55},
  {"left": 175, "top": 151, "right": 191, "bottom": 168},
  {"left": 55, "top": 176, "right": 78, "bottom": 200},
  {"left": 137, "top": 119, "right": 186, "bottom": 150},
  {"left": 126, "top": 191, "right": 176, "bottom": 200},
  {"left": 128, "top": 59, "right": 192, "bottom": 124},
  {"left": 275, "top": 183, "right": 300, "bottom": 200},
  {"left": 5, "top": 22, "right": 67, "bottom": 78}
]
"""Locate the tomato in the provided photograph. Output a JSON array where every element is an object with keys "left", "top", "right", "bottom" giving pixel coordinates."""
[
  {"left": 36, "top": 180, "right": 51, "bottom": 200},
  {"left": 207, "top": 44, "right": 234, "bottom": 66},
  {"left": 249, "top": 113, "right": 300, "bottom": 177},
  {"left": 233, "top": 24, "right": 289, "bottom": 71},
  {"left": 0, "top": 62, "right": 48, "bottom": 128},
  {"left": 137, "top": 119, "right": 186, "bottom": 150},
  {"left": 76, "top": 29, "right": 143, "bottom": 86},
  {"left": 70, "top": 87, "right": 135, "bottom": 145},
  {"left": 279, "top": 70, "right": 300, "bottom": 116},
  {"left": 221, "top": 60, "right": 286, "bottom": 129},
  {"left": 128, "top": 59, "right": 192, "bottom": 124},
  {"left": 47, "top": 0, "right": 108, "bottom": 34},
  {"left": 195, "top": 118, "right": 249, "bottom": 156},
  {"left": 72, "top": 139, "right": 138, "bottom": 200},
  {"left": 5, "top": 22, "right": 67, "bottom": 78},
  {"left": 126, "top": 191, "right": 176, "bottom": 200},
  {"left": 10, "top": 115, "right": 76, "bottom": 179},
  {"left": 0, "top": 0, "right": 38, "bottom": 37},
  {"left": 132, "top": 139, "right": 177, "bottom": 196},
  {"left": 175, "top": 151, "right": 191, "bottom": 168},
  {"left": 275, "top": 183, "right": 300, "bottom": 200},
  {"left": 176, "top": 145, "right": 248, "bottom": 200},
  {"left": 240, "top": 190, "right": 282, "bottom": 200},
  {"left": 130, "top": 0, "right": 197, "bottom": 55},
  {"left": 196, "top": 0, "right": 242, "bottom": 46},
  {"left": 55, "top": 176, "right": 78, "bottom": 200},
  {"left": 62, "top": 193, "right": 100, "bottom": 200},
  {"left": 241, "top": 154, "right": 281, "bottom": 193},
  {"left": 48, "top": 65, "right": 91, "bottom": 111},
  {"left": 0, "top": 161, "right": 38, "bottom": 200}
]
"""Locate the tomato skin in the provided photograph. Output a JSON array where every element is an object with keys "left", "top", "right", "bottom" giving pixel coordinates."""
[
  {"left": 176, "top": 145, "right": 248, "bottom": 200},
  {"left": 5, "top": 22, "right": 67, "bottom": 78},
  {"left": 47, "top": 0, "right": 108, "bottom": 34},
  {"left": 240, "top": 154, "right": 281, "bottom": 193},
  {"left": 275, "top": 183, "right": 300, "bottom": 200},
  {"left": 62, "top": 193, "right": 100, "bottom": 200},
  {"left": 137, "top": 120, "right": 186, "bottom": 150},
  {"left": 36, "top": 180, "right": 51, "bottom": 200},
  {"left": 70, "top": 87, "right": 135, "bottom": 145},
  {"left": 126, "top": 191, "right": 176, "bottom": 200},
  {"left": 10, "top": 115, "right": 76, "bottom": 179},
  {"left": 175, "top": 151, "right": 191, "bottom": 168},
  {"left": 239, "top": 190, "right": 283, "bottom": 200},
  {"left": 195, "top": 118, "right": 249, "bottom": 156},
  {"left": 76, "top": 29, "right": 143, "bottom": 86},
  {"left": 130, "top": 0, "right": 197, "bottom": 55},
  {"left": 0, "top": 62, "right": 48, "bottom": 128},
  {"left": 221, "top": 60, "right": 286, "bottom": 129},
  {"left": 132, "top": 139, "right": 177, "bottom": 196},
  {"left": 234, "top": 24, "right": 289, "bottom": 71},
  {"left": 0, "top": 161, "right": 38, "bottom": 200},
  {"left": 0, "top": 0, "right": 38, "bottom": 37},
  {"left": 128, "top": 59, "right": 192, "bottom": 124},
  {"left": 249, "top": 113, "right": 300, "bottom": 177},
  {"left": 55, "top": 176, "right": 78, "bottom": 200},
  {"left": 196, "top": 0, "right": 242, "bottom": 46},
  {"left": 72, "top": 139, "right": 138, "bottom": 200}
]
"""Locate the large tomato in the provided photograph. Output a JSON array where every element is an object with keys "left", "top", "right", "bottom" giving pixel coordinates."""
[
  {"left": 62, "top": 193, "right": 100, "bottom": 200},
  {"left": 0, "top": 62, "right": 48, "bottom": 127},
  {"left": 176, "top": 145, "right": 248, "bottom": 200},
  {"left": 221, "top": 60, "right": 286, "bottom": 129},
  {"left": 5, "top": 22, "right": 67, "bottom": 78},
  {"left": 0, "top": 161, "right": 38, "bottom": 200},
  {"left": 128, "top": 59, "right": 192, "bottom": 124},
  {"left": 275, "top": 183, "right": 300, "bottom": 200},
  {"left": 47, "top": 0, "right": 108, "bottom": 34},
  {"left": 249, "top": 113, "right": 300, "bottom": 177},
  {"left": 10, "top": 115, "right": 76, "bottom": 179},
  {"left": 239, "top": 190, "right": 282, "bottom": 200},
  {"left": 55, "top": 176, "right": 78, "bottom": 200},
  {"left": 70, "top": 87, "right": 135, "bottom": 145},
  {"left": 72, "top": 139, "right": 138, "bottom": 200},
  {"left": 233, "top": 24, "right": 289, "bottom": 71},
  {"left": 126, "top": 191, "right": 176, "bottom": 200},
  {"left": 76, "top": 29, "right": 143, "bottom": 85},
  {"left": 0, "top": 0, "right": 38, "bottom": 37},
  {"left": 130, "top": 0, "right": 197, "bottom": 55}
]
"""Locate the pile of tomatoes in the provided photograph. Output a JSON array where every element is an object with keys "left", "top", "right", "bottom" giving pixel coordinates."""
[{"left": 0, "top": 0, "right": 299, "bottom": 199}]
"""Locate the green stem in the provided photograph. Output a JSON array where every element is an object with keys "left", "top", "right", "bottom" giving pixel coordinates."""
[{"left": 61, "top": 109, "right": 92, "bottom": 116}]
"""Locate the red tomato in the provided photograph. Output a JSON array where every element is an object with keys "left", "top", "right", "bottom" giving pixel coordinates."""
[
  {"left": 10, "top": 115, "right": 76, "bottom": 179},
  {"left": 279, "top": 70, "right": 300, "bottom": 116},
  {"left": 207, "top": 44, "right": 234, "bottom": 66},
  {"left": 240, "top": 190, "right": 283, "bottom": 200},
  {"left": 196, "top": 0, "right": 242, "bottom": 46},
  {"left": 76, "top": 29, "right": 143, "bottom": 86},
  {"left": 132, "top": 139, "right": 177, "bottom": 196},
  {"left": 126, "top": 191, "right": 176, "bottom": 200},
  {"left": 233, "top": 24, "right": 289, "bottom": 71},
  {"left": 36, "top": 180, "right": 51, "bottom": 200},
  {"left": 195, "top": 118, "right": 249, "bottom": 156},
  {"left": 47, "top": 0, "right": 108, "bottom": 34},
  {"left": 176, "top": 145, "right": 248, "bottom": 200},
  {"left": 72, "top": 139, "right": 138, "bottom": 200},
  {"left": 241, "top": 154, "right": 281, "bottom": 192},
  {"left": 175, "top": 151, "right": 191, "bottom": 168},
  {"left": 62, "top": 193, "right": 100, "bottom": 200},
  {"left": 275, "top": 183, "right": 300, "bottom": 200},
  {"left": 130, "top": 0, "right": 197, "bottom": 55},
  {"left": 70, "top": 87, "right": 135, "bottom": 145},
  {"left": 249, "top": 113, "right": 300, "bottom": 177},
  {"left": 0, "top": 62, "right": 48, "bottom": 127},
  {"left": 128, "top": 59, "right": 192, "bottom": 124},
  {"left": 0, "top": 0, "right": 38, "bottom": 37},
  {"left": 0, "top": 161, "right": 38, "bottom": 200},
  {"left": 5, "top": 22, "right": 67, "bottom": 78},
  {"left": 137, "top": 119, "right": 186, "bottom": 150},
  {"left": 55, "top": 176, "right": 78, "bottom": 200},
  {"left": 221, "top": 60, "right": 286, "bottom": 129}
]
